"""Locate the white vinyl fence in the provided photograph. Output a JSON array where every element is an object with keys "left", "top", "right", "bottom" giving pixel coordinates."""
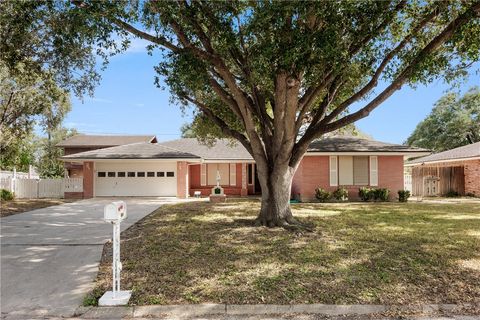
[
  {"left": 404, "top": 174, "right": 412, "bottom": 192},
  {"left": 0, "top": 177, "right": 83, "bottom": 199}
]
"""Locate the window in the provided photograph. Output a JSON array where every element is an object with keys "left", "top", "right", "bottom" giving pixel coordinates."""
[
  {"left": 157, "top": 171, "right": 165, "bottom": 177},
  {"left": 117, "top": 172, "right": 126, "bottom": 177},
  {"left": 336, "top": 156, "right": 369, "bottom": 186},
  {"left": 137, "top": 172, "right": 145, "bottom": 177},
  {"left": 247, "top": 164, "right": 254, "bottom": 185},
  {"left": 207, "top": 163, "right": 229, "bottom": 185},
  {"left": 127, "top": 172, "right": 135, "bottom": 177},
  {"left": 166, "top": 171, "right": 175, "bottom": 177},
  {"left": 98, "top": 172, "right": 106, "bottom": 177},
  {"left": 107, "top": 172, "right": 116, "bottom": 177},
  {"left": 147, "top": 172, "right": 155, "bottom": 177}
]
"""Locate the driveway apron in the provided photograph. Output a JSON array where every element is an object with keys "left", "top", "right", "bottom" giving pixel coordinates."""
[{"left": 0, "top": 197, "right": 179, "bottom": 318}]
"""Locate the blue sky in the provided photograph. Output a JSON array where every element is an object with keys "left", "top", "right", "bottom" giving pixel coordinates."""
[{"left": 64, "top": 38, "right": 480, "bottom": 144}]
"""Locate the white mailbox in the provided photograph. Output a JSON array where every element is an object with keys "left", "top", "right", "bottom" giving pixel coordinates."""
[
  {"left": 99, "top": 200, "right": 131, "bottom": 306},
  {"left": 104, "top": 201, "right": 127, "bottom": 223}
]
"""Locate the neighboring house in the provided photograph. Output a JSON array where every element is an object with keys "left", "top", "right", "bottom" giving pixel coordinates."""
[
  {"left": 57, "top": 134, "right": 157, "bottom": 178},
  {"left": 60, "top": 136, "right": 428, "bottom": 200},
  {"left": 406, "top": 142, "right": 480, "bottom": 197}
]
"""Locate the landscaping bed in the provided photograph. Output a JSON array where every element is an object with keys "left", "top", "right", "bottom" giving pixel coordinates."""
[
  {"left": 87, "top": 199, "right": 480, "bottom": 308},
  {"left": 0, "top": 198, "right": 77, "bottom": 217}
]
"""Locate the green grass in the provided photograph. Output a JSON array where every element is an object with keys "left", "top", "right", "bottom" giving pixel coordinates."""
[{"left": 90, "top": 200, "right": 480, "bottom": 306}]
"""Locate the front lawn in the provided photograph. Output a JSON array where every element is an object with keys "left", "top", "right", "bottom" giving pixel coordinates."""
[{"left": 88, "top": 200, "right": 480, "bottom": 307}]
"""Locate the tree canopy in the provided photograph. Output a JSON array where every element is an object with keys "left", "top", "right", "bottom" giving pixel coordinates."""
[
  {"left": 406, "top": 86, "right": 480, "bottom": 152},
  {"left": 1, "top": 0, "right": 479, "bottom": 225}
]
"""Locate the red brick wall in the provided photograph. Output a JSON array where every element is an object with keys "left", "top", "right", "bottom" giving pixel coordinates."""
[
  {"left": 177, "top": 161, "right": 188, "bottom": 198},
  {"left": 464, "top": 159, "right": 480, "bottom": 196},
  {"left": 293, "top": 155, "right": 405, "bottom": 201},
  {"left": 83, "top": 161, "right": 94, "bottom": 198}
]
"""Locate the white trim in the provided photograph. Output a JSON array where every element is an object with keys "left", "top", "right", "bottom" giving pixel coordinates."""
[
  {"left": 230, "top": 163, "right": 236, "bottom": 186},
  {"left": 329, "top": 156, "right": 338, "bottom": 187},
  {"left": 200, "top": 163, "right": 206, "bottom": 186},
  {"left": 369, "top": 156, "right": 378, "bottom": 186},
  {"left": 306, "top": 151, "right": 430, "bottom": 157},
  {"left": 60, "top": 158, "right": 202, "bottom": 163},
  {"left": 405, "top": 156, "right": 480, "bottom": 166}
]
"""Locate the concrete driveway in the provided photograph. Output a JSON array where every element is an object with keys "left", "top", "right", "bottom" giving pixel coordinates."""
[{"left": 0, "top": 197, "right": 184, "bottom": 318}]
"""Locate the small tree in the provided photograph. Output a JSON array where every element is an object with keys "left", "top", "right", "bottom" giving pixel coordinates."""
[{"left": 2, "top": 1, "right": 480, "bottom": 227}]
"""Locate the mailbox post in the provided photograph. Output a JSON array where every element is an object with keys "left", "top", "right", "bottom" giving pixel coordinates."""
[{"left": 98, "top": 201, "right": 132, "bottom": 306}]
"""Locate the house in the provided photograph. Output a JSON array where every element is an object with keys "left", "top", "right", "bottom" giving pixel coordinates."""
[
  {"left": 57, "top": 135, "right": 157, "bottom": 178},
  {"left": 405, "top": 142, "right": 480, "bottom": 197},
  {"left": 60, "top": 136, "right": 428, "bottom": 200}
]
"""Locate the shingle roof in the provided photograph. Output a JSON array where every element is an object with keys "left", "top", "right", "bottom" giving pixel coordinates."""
[
  {"left": 62, "top": 136, "right": 429, "bottom": 161},
  {"left": 159, "top": 138, "right": 253, "bottom": 160},
  {"left": 308, "top": 136, "right": 429, "bottom": 153},
  {"left": 61, "top": 143, "right": 199, "bottom": 160},
  {"left": 56, "top": 134, "right": 157, "bottom": 147},
  {"left": 407, "top": 142, "right": 480, "bottom": 165}
]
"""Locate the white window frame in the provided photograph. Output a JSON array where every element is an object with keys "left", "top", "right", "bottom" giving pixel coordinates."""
[
  {"left": 200, "top": 164, "right": 206, "bottom": 186},
  {"left": 329, "top": 156, "right": 338, "bottom": 187},
  {"left": 229, "top": 163, "right": 236, "bottom": 186},
  {"left": 369, "top": 156, "right": 378, "bottom": 186}
]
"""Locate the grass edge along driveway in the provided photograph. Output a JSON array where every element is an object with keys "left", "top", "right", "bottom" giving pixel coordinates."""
[{"left": 85, "top": 200, "right": 480, "bottom": 308}]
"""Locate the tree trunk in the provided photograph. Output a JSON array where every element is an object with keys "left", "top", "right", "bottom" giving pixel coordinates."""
[{"left": 255, "top": 164, "right": 297, "bottom": 227}]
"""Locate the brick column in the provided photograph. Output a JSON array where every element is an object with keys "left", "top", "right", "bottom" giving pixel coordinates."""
[
  {"left": 177, "top": 161, "right": 189, "bottom": 199},
  {"left": 465, "top": 160, "right": 480, "bottom": 196},
  {"left": 83, "top": 161, "right": 94, "bottom": 199}
]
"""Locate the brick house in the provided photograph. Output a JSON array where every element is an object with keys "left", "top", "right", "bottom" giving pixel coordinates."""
[
  {"left": 406, "top": 142, "right": 480, "bottom": 197},
  {"left": 60, "top": 136, "right": 428, "bottom": 200}
]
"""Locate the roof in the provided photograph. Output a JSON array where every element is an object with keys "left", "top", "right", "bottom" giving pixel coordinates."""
[
  {"left": 56, "top": 134, "right": 157, "bottom": 147},
  {"left": 159, "top": 138, "right": 253, "bottom": 160},
  {"left": 308, "top": 136, "right": 429, "bottom": 153},
  {"left": 61, "top": 143, "right": 199, "bottom": 160},
  {"left": 62, "top": 136, "right": 428, "bottom": 161},
  {"left": 407, "top": 142, "right": 480, "bottom": 165}
]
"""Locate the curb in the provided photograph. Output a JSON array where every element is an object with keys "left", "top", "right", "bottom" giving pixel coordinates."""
[{"left": 75, "top": 303, "right": 476, "bottom": 319}]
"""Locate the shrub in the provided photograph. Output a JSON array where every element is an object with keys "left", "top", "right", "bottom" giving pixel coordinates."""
[
  {"left": 445, "top": 190, "right": 460, "bottom": 197},
  {"left": 315, "top": 187, "right": 332, "bottom": 202},
  {"left": 466, "top": 192, "right": 477, "bottom": 198},
  {"left": 0, "top": 189, "right": 14, "bottom": 201},
  {"left": 398, "top": 190, "right": 411, "bottom": 202},
  {"left": 333, "top": 186, "right": 348, "bottom": 201},
  {"left": 358, "top": 187, "right": 373, "bottom": 201},
  {"left": 373, "top": 188, "right": 390, "bottom": 201}
]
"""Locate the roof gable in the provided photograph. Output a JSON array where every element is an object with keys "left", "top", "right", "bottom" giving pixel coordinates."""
[
  {"left": 57, "top": 134, "right": 157, "bottom": 147},
  {"left": 408, "top": 142, "right": 480, "bottom": 164},
  {"left": 61, "top": 142, "right": 199, "bottom": 160}
]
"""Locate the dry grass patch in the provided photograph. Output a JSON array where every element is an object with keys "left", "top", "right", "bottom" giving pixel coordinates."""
[
  {"left": 0, "top": 198, "right": 76, "bottom": 217},
  {"left": 87, "top": 199, "right": 480, "bottom": 308}
]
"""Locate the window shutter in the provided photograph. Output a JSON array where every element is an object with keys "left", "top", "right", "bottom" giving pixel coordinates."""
[
  {"left": 230, "top": 163, "right": 236, "bottom": 186},
  {"left": 200, "top": 164, "right": 206, "bottom": 186},
  {"left": 370, "top": 156, "right": 378, "bottom": 186},
  {"left": 329, "top": 156, "right": 338, "bottom": 187}
]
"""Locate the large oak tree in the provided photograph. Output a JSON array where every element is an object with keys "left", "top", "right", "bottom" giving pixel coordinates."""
[{"left": 2, "top": 1, "right": 480, "bottom": 227}]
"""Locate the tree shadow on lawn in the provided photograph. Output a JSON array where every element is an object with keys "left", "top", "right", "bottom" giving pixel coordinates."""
[{"left": 93, "top": 201, "right": 480, "bottom": 307}]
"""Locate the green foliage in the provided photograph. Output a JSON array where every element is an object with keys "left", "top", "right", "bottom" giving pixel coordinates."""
[
  {"left": 406, "top": 87, "right": 480, "bottom": 152},
  {"left": 0, "top": 132, "right": 36, "bottom": 172},
  {"left": 359, "top": 187, "right": 374, "bottom": 202},
  {"left": 373, "top": 188, "right": 390, "bottom": 202},
  {"left": 445, "top": 190, "right": 460, "bottom": 198},
  {"left": 36, "top": 127, "right": 77, "bottom": 178},
  {"left": 315, "top": 187, "right": 331, "bottom": 202},
  {"left": 1, "top": 189, "right": 14, "bottom": 201},
  {"left": 333, "top": 187, "right": 348, "bottom": 201},
  {"left": 398, "top": 190, "right": 411, "bottom": 203}
]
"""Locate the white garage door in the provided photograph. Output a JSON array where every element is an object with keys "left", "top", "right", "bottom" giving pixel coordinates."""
[{"left": 94, "top": 161, "right": 177, "bottom": 197}]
